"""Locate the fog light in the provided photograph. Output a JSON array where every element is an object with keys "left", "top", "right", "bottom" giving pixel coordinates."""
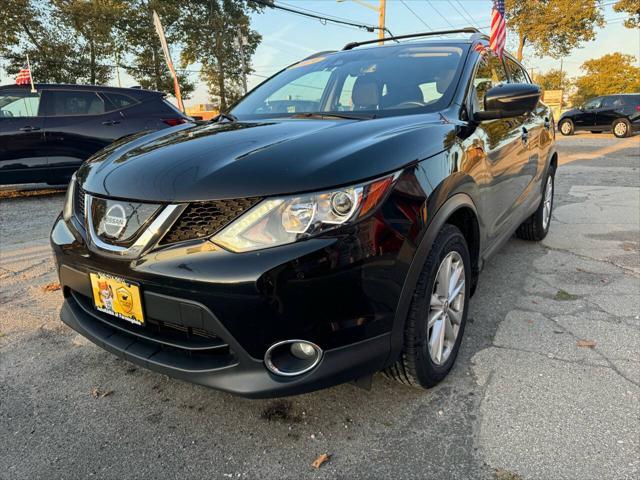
[{"left": 264, "top": 340, "right": 323, "bottom": 376}]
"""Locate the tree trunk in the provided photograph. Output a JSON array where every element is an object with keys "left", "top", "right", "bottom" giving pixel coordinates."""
[
  {"left": 152, "top": 45, "right": 161, "bottom": 91},
  {"left": 218, "top": 64, "right": 227, "bottom": 112},
  {"left": 517, "top": 30, "right": 526, "bottom": 62},
  {"left": 90, "top": 39, "right": 96, "bottom": 84}
]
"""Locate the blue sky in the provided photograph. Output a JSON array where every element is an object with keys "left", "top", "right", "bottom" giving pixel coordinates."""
[{"left": 1, "top": 1, "right": 638, "bottom": 106}]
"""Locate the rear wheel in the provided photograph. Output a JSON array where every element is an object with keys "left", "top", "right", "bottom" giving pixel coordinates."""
[
  {"left": 516, "top": 166, "right": 555, "bottom": 241},
  {"left": 612, "top": 119, "right": 631, "bottom": 138},
  {"left": 385, "top": 224, "right": 470, "bottom": 388},
  {"left": 559, "top": 119, "right": 574, "bottom": 136}
]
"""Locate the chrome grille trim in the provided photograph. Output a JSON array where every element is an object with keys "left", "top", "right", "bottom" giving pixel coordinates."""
[{"left": 85, "top": 195, "right": 187, "bottom": 259}]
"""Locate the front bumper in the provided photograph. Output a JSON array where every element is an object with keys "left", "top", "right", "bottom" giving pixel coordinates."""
[
  {"left": 60, "top": 285, "right": 390, "bottom": 398},
  {"left": 51, "top": 188, "right": 418, "bottom": 396}
]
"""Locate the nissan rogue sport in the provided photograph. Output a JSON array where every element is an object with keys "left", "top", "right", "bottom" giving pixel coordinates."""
[{"left": 51, "top": 29, "right": 557, "bottom": 398}]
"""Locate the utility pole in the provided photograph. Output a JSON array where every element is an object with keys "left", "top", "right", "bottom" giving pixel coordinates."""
[
  {"left": 377, "top": 0, "right": 386, "bottom": 45},
  {"left": 337, "top": 0, "right": 387, "bottom": 45}
]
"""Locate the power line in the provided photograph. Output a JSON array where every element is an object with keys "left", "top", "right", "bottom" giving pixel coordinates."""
[
  {"left": 400, "top": 0, "right": 432, "bottom": 31},
  {"left": 425, "top": 0, "right": 456, "bottom": 28},
  {"left": 249, "top": 0, "right": 394, "bottom": 36},
  {"left": 451, "top": 1, "right": 481, "bottom": 28}
]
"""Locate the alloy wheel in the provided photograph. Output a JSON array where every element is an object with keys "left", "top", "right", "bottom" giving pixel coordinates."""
[
  {"left": 560, "top": 121, "right": 572, "bottom": 135},
  {"left": 614, "top": 122, "right": 627, "bottom": 137},
  {"left": 427, "top": 251, "right": 465, "bottom": 366},
  {"left": 542, "top": 175, "right": 553, "bottom": 230}
]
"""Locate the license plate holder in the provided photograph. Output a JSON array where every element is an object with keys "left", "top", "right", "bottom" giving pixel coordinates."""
[{"left": 89, "top": 272, "right": 144, "bottom": 326}]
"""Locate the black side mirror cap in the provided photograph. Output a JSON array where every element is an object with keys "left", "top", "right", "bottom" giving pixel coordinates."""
[{"left": 473, "top": 83, "right": 541, "bottom": 121}]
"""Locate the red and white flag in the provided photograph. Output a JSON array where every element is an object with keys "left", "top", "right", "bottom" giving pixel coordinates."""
[
  {"left": 15, "top": 65, "right": 32, "bottom": 86},
  {"left": 490, "top": 0, "right": 506, "bottom": 58}
]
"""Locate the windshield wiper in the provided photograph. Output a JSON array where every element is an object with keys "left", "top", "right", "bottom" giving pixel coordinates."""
[{"left": 290, "top": 112, "right": 371, "bottom": 121}]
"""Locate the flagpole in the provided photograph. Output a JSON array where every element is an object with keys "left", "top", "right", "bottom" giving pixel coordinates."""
[
  {"left": 152, "top": 11, "right": 184, "bottom": 113},
  {"left": 26, "top": 54, "right": 36, "bottom": 93}
]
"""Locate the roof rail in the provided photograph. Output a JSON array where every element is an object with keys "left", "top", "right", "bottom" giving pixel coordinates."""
[{"left": 343, "top": 27, "right": 485, "bottom": 50}]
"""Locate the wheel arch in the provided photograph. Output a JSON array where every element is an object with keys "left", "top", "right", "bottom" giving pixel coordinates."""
[{"left": 385, "top": 193, "right": 480, "bottom": 367}]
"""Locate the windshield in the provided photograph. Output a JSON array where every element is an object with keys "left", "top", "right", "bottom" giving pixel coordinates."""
[{"left": 232, "top": 44, "right": 466, "bottom": 120}]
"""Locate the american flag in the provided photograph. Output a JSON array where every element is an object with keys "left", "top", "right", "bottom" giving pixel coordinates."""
[
  {"left": 490, "top": 0, "right": 506, "bottom": 58},
  {"left": 15, "top": 65, "right": 32, "bottom": 86}
]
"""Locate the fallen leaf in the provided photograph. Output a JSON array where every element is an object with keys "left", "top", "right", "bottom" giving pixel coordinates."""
[
  {"left": 576, "top": 339, "right": 596, "bottom": 349},
  {"left": 311, "top": 453, "right": 330, "bottom": 469},
  {"left": 42, "top": 282, "right": 61, "bottom": 292},
  {"left": 622, "top": 243, "right": 635, "bottom": 252},
  {"left": 91, "top": 388, "right": 114, "bottom": 398}
]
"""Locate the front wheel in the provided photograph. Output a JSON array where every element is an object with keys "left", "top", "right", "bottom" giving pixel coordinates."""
[
  {"left": 559, "top": 119, "right": 574, "bottom": 136},
  {"left": 385, "top": 224, "right": 470, "bottom": 388},
  {"left": 612, "top": 119, "right": 631, "bottom": 138},
  {"left": 516, "top": 166, "right": 555, "bottom": 241}
]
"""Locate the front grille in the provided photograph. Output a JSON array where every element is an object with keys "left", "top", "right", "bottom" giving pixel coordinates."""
[
  {"left": 160, "top": 197, "right": 261, "bottom": 245},
  {"left": 74, "top": 183, "right": 85, "bottom": 225}
]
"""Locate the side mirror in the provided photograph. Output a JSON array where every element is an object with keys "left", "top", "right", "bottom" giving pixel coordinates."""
[{"left": 474, "top": 83, "right": 541, "bottom": 121}]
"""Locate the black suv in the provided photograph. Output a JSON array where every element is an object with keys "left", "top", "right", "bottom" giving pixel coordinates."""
[
  {"left": 558, "top": 93, "right": 640, "bottom": 138},
  {"left": 51, "top": 29, "right": 557, "bottom": 398},
  {"left": 0, "top": 83, "right": 190, "bottom": 185}
]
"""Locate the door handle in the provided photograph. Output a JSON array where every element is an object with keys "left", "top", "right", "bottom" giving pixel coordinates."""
[
  {"left": 101, "top": 120, "right": 121, "bottom": 126},
  {"left": 521, "top": 127, "right": 529, "bottom": 144},
  {"left": 19, "top": 126, "right": 40, "bottom": 132}
]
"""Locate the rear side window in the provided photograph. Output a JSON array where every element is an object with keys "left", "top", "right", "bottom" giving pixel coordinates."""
[
  {"left": 103, "top": 92, "right": 137, "bottom": 111},
  {"left": 505, "top": 57, "right": 529, "bottom": 83},
  {"left": 0, "top": 90, "right": 41, "bottom": 117},
  {"left": 472, "top": 52, "right": 508, "bottom": 112},
  {"left": 602, "top": 96, "right": 616, "bottom": 108},
  {"left": 46, "top": 90, "right": 106, "bottom": 116}
]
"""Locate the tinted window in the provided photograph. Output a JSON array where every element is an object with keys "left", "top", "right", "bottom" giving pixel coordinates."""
[
  {"left": 473, "top": 52, "right": 508, "bottom": 112},
  {"left": 232, "top": 45, "right": 465, "bottom": 119},
  {"left": 103, "top": 92, "right": 137, "bottom": 111},
  {"left": 505, "top": 57, "right": 529, "bottom": 83},
  {"left": 0, "top": 90, "right": 41, "bottom": 117},
  {"left": 584, "top": 98, "right": 601, "bottom": 110},
  {"left": 47, "top": 90, "right": 106, "bottom": 116},
  {"left": 602, "top": 96, "right": 615, "bottom": 108}
]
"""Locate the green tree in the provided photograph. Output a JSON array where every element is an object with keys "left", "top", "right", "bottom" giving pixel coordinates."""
[
  {"left": 532, "top": 69, "right": 569, "bottom": 91},
  {"left": 571, "top": 53, "right": 640, "bottom": 105},
  {"left": 505, "top": 0, "right": 604, "bottom": 61},
  {"left": 178, "top": 0, "right": 264, "bottom": 111},
  {"left": 0, "top": 0, "right": 87, "bottom": 83},
  {"left": 119, "top": 1, "right": 194, "bottom": 99},
  {"left": 614, "top": 0, "right": 640, "bottom": 28},
  {"left": 52, "top": 0, "right": 126, "bottom": 84}
]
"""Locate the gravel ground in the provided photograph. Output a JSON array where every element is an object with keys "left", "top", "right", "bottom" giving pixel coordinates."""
[{"left": 0, "top": 132, "right": 638, "bottom": 480}]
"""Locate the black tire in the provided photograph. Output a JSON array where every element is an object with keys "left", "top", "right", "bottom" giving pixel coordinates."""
[
  {"left": 385, "top": 224, "right": 470, "bottom": 388},
  {"left": 612, "top": 118, "right": 631, "bottom": 138},
  {"left": 516, "top": 166, "right": 555, "bottom": 241},
  {"left": 559, "top": 119, "right": 574, "bottom": 136}
]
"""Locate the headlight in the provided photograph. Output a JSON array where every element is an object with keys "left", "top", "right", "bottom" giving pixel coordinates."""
[
  {"left": 212, "top": 173, "right": 397, "bottom": 252},
  {"left": 62, "top": 172, "right": 77, "bottom": 221}
]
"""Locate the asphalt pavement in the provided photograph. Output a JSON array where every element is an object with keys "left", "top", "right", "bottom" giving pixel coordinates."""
[{"left": 1, "top": 132, "right": 638, "bottom": 480}]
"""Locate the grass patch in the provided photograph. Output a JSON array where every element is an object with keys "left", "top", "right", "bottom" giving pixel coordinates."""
[{"left": 554, "top": 289, "right": 580, "bottom": 301}]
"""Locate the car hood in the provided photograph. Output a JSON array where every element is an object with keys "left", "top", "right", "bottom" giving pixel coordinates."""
[{"left": 79, "top": 115, "right": 453, "bottom": 202}]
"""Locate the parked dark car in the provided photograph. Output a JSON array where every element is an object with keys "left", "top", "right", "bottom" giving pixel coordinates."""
[
  {"left": 558, "top": 93, "right": 640, "bottom": 138},
  {"left": 0, "top": 83, "right": 190, "bottom": 185},
  {"left": 51, "top": 29, "right": 557, "bottom": 398}
]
